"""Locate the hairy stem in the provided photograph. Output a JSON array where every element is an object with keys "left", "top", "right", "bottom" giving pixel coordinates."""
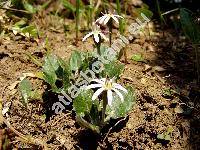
[
  {"left": 76, "top": 116, "right": 100, "bottom": 133},
  {"left": 155, "top": 0, "right": 165, "bottom": 25},
  {"left": 75, "top": 0, "right": 80, "bottom": 45},
  {"left": 101, "top": 92, "right": 107, "bottom": 126},
  {"left": 116, "top": 0, "right": 123, "bottom": 34},
  {"left": 108, "top": 19, "right": 113, "bottom": 47}
]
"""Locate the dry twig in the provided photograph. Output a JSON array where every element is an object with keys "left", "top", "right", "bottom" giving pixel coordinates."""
[
  {"left": 0, "top": 7, "right": 30, "bottom": 14},
  {"left": 103, "top": 116, "right": 128, "bottom": 143}
]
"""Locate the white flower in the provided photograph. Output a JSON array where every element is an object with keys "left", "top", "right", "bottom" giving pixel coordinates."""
[
  {"left": 82, "top": 25, "right": 108, "bottom": 43},
  {"left": 96, "top": 12, "right": 124, "bottom": 25},
  {"left": 86, "top": 78, "right": 128, "bottom": 106}
]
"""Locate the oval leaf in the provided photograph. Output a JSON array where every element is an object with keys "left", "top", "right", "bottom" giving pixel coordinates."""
[{"left": 69, "top": 51, "right": 82, "bottom": 71}]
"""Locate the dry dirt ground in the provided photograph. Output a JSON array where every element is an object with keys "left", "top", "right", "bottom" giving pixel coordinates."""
[{"left": 0, "top": 11, "right": 200, "bottom": 150}]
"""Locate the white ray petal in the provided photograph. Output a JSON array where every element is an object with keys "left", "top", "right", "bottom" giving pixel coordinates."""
[
  {"left": 95, "top": 16, "right": 103, "bottom": 23},
  {"left": 112, "top": 16, "right": 119, "bottom": 24},
  {"left": 86, "top": 84, "right": 102, "bottom": 90},
  {"left": 100, "top": 33, "right": 108, "bottom": 41},
  {"left": 99, "top": 15, "right": 107, "bottom": 24},
  {"left": 114, "top": 15, "right": 124, "bottom": 19},
  {"left": 110, "top": 78, "right": 114, "bottom": 83},
  {"left": 112, "top": 88, "right": 124, "bottom": 102},
  {"left": 113, "top": 83, "right": 128, "bottom": 93},
  {"left": 104, "top": 16, "right": 111, "bottom": 25},
  {"left": 100, "top": 78, "right": 107, "bottom": 83},
  {"left": 107, "top": 90, "right": 113, "bottom": 106},
  {"left": 92, "top": 78, "right": 106, "bottom": 84},
  {"left": 92, "top": 87, "right": 104, "bottom": 100},
  {"left": 94, "top": 33, "right": 100, "bottom": 43},
  {"left": 82, "top": 32, "right": 93, "bottom": 41}
]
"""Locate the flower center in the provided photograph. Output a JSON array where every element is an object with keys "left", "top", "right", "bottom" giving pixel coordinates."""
[
  {"left": 94, "top": 30, "right": 99, "bottom": 34},
  {"left": 104, "top": 81, "right": 113, "bottom": 90}
]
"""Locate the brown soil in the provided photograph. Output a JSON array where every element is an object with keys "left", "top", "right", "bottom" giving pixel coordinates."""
[{"left": 0, "top": 10, "right": 200, "bottom": 150}]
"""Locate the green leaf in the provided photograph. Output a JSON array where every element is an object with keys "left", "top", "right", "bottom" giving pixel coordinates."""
[
  {"left": 19, "top": 79, "right": 32, "bottom": 105},
  {"left": 157, "top": 133, "right": 171, "bottom": 141},
  {"left": 23, "top": 1, "right": 37, "bottom": 14},
  {"left": 42, "top": 55, "right": 71, "bottom": 93},
  {"left": 69, "top": 51, "right": 82, "bottom": 71},
  {"left": 25, "top": 52, "right": 42, "bottom": 67},
  {"left": 12, "top": 21, "right": 38, "bottom": 38},
  {"left": 157, "top": 134, "right": 164, "bottom": 140},
  {"left": 106, "top": 86, "right": 136, "bottom": 120},
  {"left": 57, "top": 57, "right": 71, "bottom": 90},
  {"left": 42, "top": 54, "right": 59, "bottom": 92},
  {"left": 13, "top": 19, "right": 27, "bottom": 28},
  {"left": 180, "top": 8, "right": 200, "bottom": 44},
  {"left": 131, "top": 54, "right": 144, "bottom": 62},
  {"left": 162, "top": 88, "right": 173, "bottom": 97},
  {"left": 21, "top": 25, "right": 38, "bottom": 38},
  {"left": 30, "top": 89, "right": 42, "bottom": 100},
  {"left": 157, "top": 127, "right": 172, "bottom": 141},
  {"left": 73, "top": 89, "right": 93, "bottom": 117},
  {"left": 37, "top": 0, "right": 51, "bottom": 11},
  {"left": 81, "top": 60, "right": 90, "bottom": 72},
  {"left": 135, "top": 7, "right": 153, "bottom": 19},
  {"left": 99, "top": 46, "right": 108, "bottom": 56},
  {"left": 35, "top": 71, "right": 45, "bottom": 80},
  {"left": 11, "top": 0, "right": 23, "bottom": 9},
  {"left": 100, "top": 46, "right": 117, "bottom": 62},
  {"left": 103, "top": 61, "right": 124, "bottom": 79},
  {"left": 90, "top": 103, "right": 100, "bottom": 125},
  {"left": 12, "top": 19, "right": 27, "bottom": 35},
  {"left": 62, "top": 0, "right": 76, "bottom": 12},
  {"left": 164, "top": 134, "right": 171, "bottom": 141}
]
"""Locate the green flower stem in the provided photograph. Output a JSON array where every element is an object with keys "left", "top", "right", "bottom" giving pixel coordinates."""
[
  {"left": 75, "top": 0, "right": 80, "bottom": 45},
  {"left": 116, "top": 0, "right": 123, "bottom": 34},
  {"left": 115, "top": 0, "right": 127, "bottom": 63},
  {"left": 89, "top": 6, "right": 92, "bottom": 27},
  {"left": 108, "top": 19, "right": 113, "bottom": 47},
  {"left": 101, "top": 92, "right": 107, "bottom": 126},
  {"left": 89, "top": 0, "right": 93, "bottom": 27},
  {"left": 116, "top": 0, "right": 127, "bottom": 63},
  {"left": 155, "top": 0, "right": 165, "bottom": 25},
  {"left": 76, "top": 116, "right": 100, "bottom": 134}
]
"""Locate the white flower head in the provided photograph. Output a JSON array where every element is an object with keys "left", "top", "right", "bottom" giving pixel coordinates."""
[
  {"left": 86, "top": 78, "right": 128, "bottom": 106},
  {"left": 96, "top": 11, "right": 124, "bottom": 25},
  {"left": 82, "top": 24, "right": 108, "bottom": 43}
]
